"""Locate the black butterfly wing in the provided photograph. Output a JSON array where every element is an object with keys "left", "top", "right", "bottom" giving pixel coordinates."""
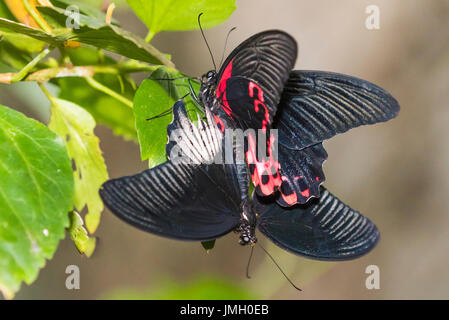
[
  {"left": 276, "top": 143, "right": 327, "bottom": 206},
  {"left": 100, "top": 102, "right": 243, "bottom": 241},
  {"left": 276, "top": 70, "right": 400, "bottom": 150},
  {"left": 215, "top": 30, "right": 297, "bottom": 130},
  {"left": 166, "top": 100, "right": 222, "bottom": 165},
  {"left": 100, "top": 162, "right": 241, "bottom": 241},
  {"left": 254, "top": 187, "right": 380, "bottom": 260}
]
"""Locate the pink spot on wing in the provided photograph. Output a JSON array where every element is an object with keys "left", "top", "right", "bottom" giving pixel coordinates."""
[
  {"left": 248, "top": 81, "right": 270, "bottom": 132},
  {"left": 246, "top": 132, "right": 281, "bottom": 195},
  {"left": 216, "top": 60, "right": 233, "bottom": 119},
  {"left": 279, "top": 176, "right": 298, "bottom": 205},
  {"left": 281, "top": 190, "right": 298, "bottom": 206},
  {"left": 300, "top": 189, "right": 310, "bottom": 198}
]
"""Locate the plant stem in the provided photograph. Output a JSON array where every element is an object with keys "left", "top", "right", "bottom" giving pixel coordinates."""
[
  {"left": 15, "top": 61, "right": 158, "bottom": 82},
  {"left": 22, "top": 0, "right": 52, "bottom": 34},
  {"left": 11, "top": 48, "right": 51, "bottom": 82},
  {"left": 38, "top": 82, "right": 53, "bottom": 101},
  {"left": 85, "top": 76, "right": 134, "bottom": 109},
  {"left": 145, "top": 30, "right": 156, "bottom": 43}
]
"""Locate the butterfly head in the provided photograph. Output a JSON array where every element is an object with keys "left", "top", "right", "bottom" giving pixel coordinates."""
[
  {"left": 203, "top": 70, "right": 216, "bottom": 82},
  {"left": 198, "top": 70, "right": 218, "bottom": 107}
]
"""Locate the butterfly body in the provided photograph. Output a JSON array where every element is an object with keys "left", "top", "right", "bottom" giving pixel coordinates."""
[{"left": 198, "top": 70, "right": 219, "bottom": 113}]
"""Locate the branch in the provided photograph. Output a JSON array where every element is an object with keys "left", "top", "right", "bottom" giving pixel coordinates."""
[
  {"left": 10, "top": 47, "right": 51, "bottom": 82},
  {"left": 85, "top": 77, "right": 134, "bottom": 109},
  {"left": 0, "top": 61, "right": 158, "bottom": 83}
]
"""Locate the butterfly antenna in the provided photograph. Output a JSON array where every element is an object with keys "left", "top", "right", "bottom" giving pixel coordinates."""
[
  {"left": 152, "top": 76, "right": 190, "bottom": 81},
  {"left": 179, "top": 92, "right": 191, "bottom": 100},
  {"left": 246, "top": 245, "right": 255, "bottom": 279},
  {"left": 146, "top": 107, "right": 174, "bottom": 121},
  {"left": 219, "top": 27, "right": 237, "bottom": 68},
  {"left": 198, "top": 13, "right": 217, "bottom": 71},
  {"left": 258, "top": 243, "right": 302, "bottom": 291}
]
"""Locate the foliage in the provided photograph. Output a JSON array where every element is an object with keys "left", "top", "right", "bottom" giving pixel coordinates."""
[
  {"left": 103, "top": 275, "right": 256, "bottom": 300},
  {"left": 0, "top": 104, "right": 74, "bottom": 299},
  {"left": 133, "top": 66, "right": 201, "bottom": 166},
  {"left": 0, "top": 0, "right": 236, "bottom": 298},
  {"left": 127, "top": 0, "right": 236, "bottom": 41},
  {"left": 47, "top": 96, "right": 108, "bottom": 234}
]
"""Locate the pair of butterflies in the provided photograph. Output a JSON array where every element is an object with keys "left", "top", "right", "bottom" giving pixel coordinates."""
[{"left": 100, "top": 30, "right": 399, "bottom": 261}]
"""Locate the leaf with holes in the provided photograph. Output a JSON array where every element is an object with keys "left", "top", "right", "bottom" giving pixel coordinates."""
[
  {"left": 68, "top": 211, "right": 96, "bottom": 257},
  {"left": 0, "top": 105, "right": 74, "bottom": 299},
  {"left": 48, "top": 97, "right": 108, "bottom": 234}
]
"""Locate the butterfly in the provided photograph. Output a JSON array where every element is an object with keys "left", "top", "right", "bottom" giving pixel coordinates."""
[
  {"left": 100, "top": 29, "right": 399, "bottom": 265},
  {"left": 100, "top": 102, "right": 380, "bottom": 261},
  {"left": 197, "top": 30, "right": 400, "bottom": 206}
]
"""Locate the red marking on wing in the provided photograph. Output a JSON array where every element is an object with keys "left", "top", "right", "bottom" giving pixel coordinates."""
[
  {"left": 246, "top": 132, "right": 282, "bottom": 195},
  {"left": 279, "top": 176, "right": 311, "bottom": 206},
  {"left": 280, "top": 176, "right": 298, "bottom": 205},
  {"left": 300, "top": 189, "right": 310, "bottom": 198},
  {"left": 248, "top": 82, "right": 270, "bottom": 132},
  {"left": 213, "top": 115, "right": 225, "bottom": 133},
  {"left": 315, "top": 176, "right": 320, "bottom": 181},
  {"left": 216, "top": 60, "right": 233, "bottom": 118}
]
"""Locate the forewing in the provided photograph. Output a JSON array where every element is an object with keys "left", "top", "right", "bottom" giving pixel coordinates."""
[
  {"left": 100, "top": 101, "right": 242, "bottom": 241},
  {"left": 276, "top": 70, "right": 400, "bottom": 149},
  {"left": 166, "top": 100, "right": 222, "bottom": 164},
  {"left": 215, "top": 30, "right": 297, "bottom": 130},
  {"left": 100, "top": 162, "right": 241, "bottom": 241},
  {"left": 255, "top": 187, "right": 380, "bottom": 260}
]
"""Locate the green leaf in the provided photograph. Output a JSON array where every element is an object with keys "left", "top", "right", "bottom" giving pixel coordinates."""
[
  {"left": 0, "top": 31, "right": 45, "bottom": 53},
  {"left": 52, "top": 0, "right": 126, "bottom": 21},
  {"left": 0, "top": 18, "right": 71, "bottom": 45},
  {"left": 57, "top": 76, "right": 137, "bottom": 140},
  {"left": 48, "top": 97, "right": 108, "bottom": 234},
  {"left": 127, "top": 0, "right": 236, "bottom": 35},
  {"left": 37, "top": 6, "right": 110, "bottom": 29},
  {"left": 50, "top": 0, "right": 120, "bottom": 25},
  {"left": 0, "top": 30, "right": 46, "bottom": 70},
  {"left": 55, "top": 47, "right": 138, "bottom": 141},
  {"left": 0, "top": 105, "right": 74, "bottom": 299},
  {"left": 0, "top": 32, "right": 33, "bottom": 70},
  {"left": 37, "top": 5, "right": 172, "bottom": 65},
  {"left": 133, "top": 66, "right": 200, "bottom": 166},
  {"left": 0, "top": 16, "right": 173, "bottom": 66},
  {"left": 73, "top": 24, "right": 172, "bottom": 65},
  {"left": 68, "top": 211, "right": 96, "bottom": 257},
  {"left": 201, "top": 240, "right": 215, "bottom": 252},
  {"left": 0, "top": 1, "right": 15, "bottom": 20}
]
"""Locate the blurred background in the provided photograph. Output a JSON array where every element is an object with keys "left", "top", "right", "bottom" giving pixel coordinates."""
[{"left": 1, "top": 0, "right": 449, "bottom": 299}]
